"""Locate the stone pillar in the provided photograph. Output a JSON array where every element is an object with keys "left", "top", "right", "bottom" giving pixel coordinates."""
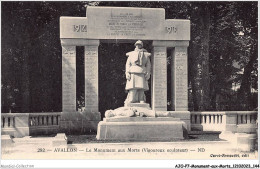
[
  {"left": 84, "top": 43, "right": 99, "bottom": 113},
  {"left": 243, "top": 114, "right": 247, "bottom": 124},
  {"left": 172, "top": 46, "right": 188, "bottom": 111},
  {"left": 206, "top": 115, "right": 210, "bottom": 124},
  {"left": 152, "top": 42, "right": 167, "bottom": 111},
  {"left": 196, "top": 115, "right": 200, "bottom": 124},
  {"left": 190, "top": 115, "right": 193, "bottom": 124},
  {"left": 202, "top": 115, "right": 205, "bottom": 124},
  {"left": 43, "top": 116, "right": 47, "bottom": 125},
  {"left": 62, "top": 46, "right": 76, "bottom": 113},
  {"left": 38, "top": 116, "right": 42, "bottom": 125},
  {"left": 48, "top": 116, "right": 52, "bottom": 125},
  {"left": 10, "top": 117, "right": 14, "bottom": 127},
  {"left": 35, "top": 117, "right": 38, "bottom": 126},
  {"left": 192, "top": 115, "right": 196, "bottom": 124},
  {"left": 53, "top": 116, "right": 57, "bottom": 125}
]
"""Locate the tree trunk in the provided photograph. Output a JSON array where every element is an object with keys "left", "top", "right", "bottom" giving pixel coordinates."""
[
  {"left": 21, "top": 49, "right": 30, "bottom": 112},
  {"left": 190, "top": 3, "right": 211, "bottom": 111},
  {"left": 239, "top": 47, "right": 257, "bottom": 110}
]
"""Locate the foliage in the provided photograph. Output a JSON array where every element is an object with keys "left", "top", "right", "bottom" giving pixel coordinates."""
[{"left": 1, "top": 1, "right": 257, "bottom": 114}]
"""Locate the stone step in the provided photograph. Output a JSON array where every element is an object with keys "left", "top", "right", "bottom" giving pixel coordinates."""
[
  {"left": 188, "top": 131, "right": 221, "bottom": 135},
  {"left": 188, "top": 131, "right": 221, "bottom": 140},
  {"left": 13, "top": 136, "right": 55, "bottom": 144}
]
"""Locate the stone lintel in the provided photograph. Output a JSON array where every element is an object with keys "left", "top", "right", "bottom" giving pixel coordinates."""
[
  {"left": 60, "top": 7, "right": 190, "bottom": 40},
  {"left": 152, "top": 40, "right": 189, "bottom": 47},
  {"left": 61, "top": 39, "right": 100, "bottom": 46}
]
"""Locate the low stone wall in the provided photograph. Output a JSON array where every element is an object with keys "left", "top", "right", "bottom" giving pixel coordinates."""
[
  {"left": 2, "top": 112, "right": 61, "bottom": 138},
  {"left": 190, "top": 111, "right": 258, "bottom": 133}
]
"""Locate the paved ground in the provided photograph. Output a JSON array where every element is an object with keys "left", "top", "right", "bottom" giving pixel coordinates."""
[{"left": 2, "top": 134, "right": 258, "bottom": 160}]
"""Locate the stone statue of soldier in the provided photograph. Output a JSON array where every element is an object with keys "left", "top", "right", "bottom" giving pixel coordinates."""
[{"left": 124, "top": 40, "right": 151, "bottom": 105}]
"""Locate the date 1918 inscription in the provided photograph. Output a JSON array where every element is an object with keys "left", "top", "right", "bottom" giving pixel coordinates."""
[{"left": 166, "top": 26, "right": 177, "bottom": 34}]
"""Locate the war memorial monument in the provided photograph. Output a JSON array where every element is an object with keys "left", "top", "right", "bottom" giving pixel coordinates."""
[
  {"left": 1, "top": 5, "right": 258, "bottom": 161},
  {"left": 60, "top": 6, "right": 190, "bottom": 140}
]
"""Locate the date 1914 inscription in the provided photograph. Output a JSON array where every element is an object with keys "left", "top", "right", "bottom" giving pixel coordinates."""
[{"left": 73, "top": 25, "right": 87, "bottom": 32}]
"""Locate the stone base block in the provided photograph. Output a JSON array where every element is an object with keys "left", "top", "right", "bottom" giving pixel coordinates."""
[
  {"left": 224, "top": 124, "right": 237, "bottom": 132},
  {"left": 52, "top": 133, "right": 67, "bottom": 147},
  {"left": 125, "top": 103, "right": 151, "bottom": 109},
  {"left": 61, "top": 111, "right": 101, "bottom": 121},
  {"left": 96, "top": 117, "right": 186, "bottom": 141},
  {"left": 14, "top": 127, "right": 30, "bottom": 138},
  {"left": 159, "top": 111, "right": 190, "bottom": 131},
  {"left": 59, "top": 120, "right": 99, "bottom": 134},
  {"left": 30, "top": 125, "right": 60, "bottom": 136},
  {"left": 236, "top": 133, "right": 257, "bottom": 152},
  {"left": 60, "top": 111, "right": 101, "bottom": 134},
  {"left": 191, "top": 124, "right": 203, "bottom": 131},
  {"left": 237, "top": 124, "right": 257, "bottom": 133},
  {"left": 219, "top": 131, "right": 236, "bottom": 142},
  {"left": 1, "top": 135, "right": 14, "bottom": 147},
  {"left": 2, "top": 128, "right": 16, "bottom": 137}
]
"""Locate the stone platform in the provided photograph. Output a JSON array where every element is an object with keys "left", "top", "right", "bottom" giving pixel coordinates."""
[{"left": 96, "top": 117, "right": 186, "bottom": 141}]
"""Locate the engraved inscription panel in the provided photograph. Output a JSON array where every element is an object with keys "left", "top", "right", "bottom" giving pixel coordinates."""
[
  {"left": 86, "top": 7, "right": 166, "bottom": 40},
  {"left": 106, "top": 12, "right": 146, "bottom": 37},
  {"left": 174, "top": 47, "right": 188, "bottom": 111},
  {"left": 152, "top": 47, "right": 167, "bottom": 110},
  {"left": 62, "top": 46, "right": 76, "bottom": 112},
  {"left": 85, "top": 46, "right": 98, "bottom": 112}
]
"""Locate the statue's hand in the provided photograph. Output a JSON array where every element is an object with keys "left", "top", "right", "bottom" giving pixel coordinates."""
[
  {"left": 126, "top": 73, "right": 131, "bottom": 81},
  {"left": 145, "top": 73, "right": 150, "bottom": 80}
]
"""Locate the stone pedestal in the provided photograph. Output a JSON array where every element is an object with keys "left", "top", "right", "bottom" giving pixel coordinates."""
[
  {"left": 97, "top": 117, "right": 186, "bottom": 141},
  {"left": 124, "top": 103, "right": 151, "bottom": 109},
  {"left": 237, "top": 124, "right": 257, "bottom": 133}
]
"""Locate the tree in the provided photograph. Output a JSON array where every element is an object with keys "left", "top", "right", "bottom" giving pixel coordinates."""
[
  {"left": 235, "top": 2, "right": 258, "bottom": 110},
  {"left": 1, "top": 1, "right": 257, "bottom": 114}
]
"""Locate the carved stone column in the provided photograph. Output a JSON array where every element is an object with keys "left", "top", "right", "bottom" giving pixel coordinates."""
[
  {"left": 84, "top": 41, "right": 99, "bottom": 113},
  {"left": 152, "top": 41, "right": 167, "bottom": 111},
  {"left": 172, "top": 46, "right": 188, "bottom": 111},
  {"left": 62, "top": 46, "right": 76, "bottom": 113}
]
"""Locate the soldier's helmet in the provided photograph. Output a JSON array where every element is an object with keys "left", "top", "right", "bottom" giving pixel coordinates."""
[{"left": 134, "top": 40, "right": 143, "bottom": 47}]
